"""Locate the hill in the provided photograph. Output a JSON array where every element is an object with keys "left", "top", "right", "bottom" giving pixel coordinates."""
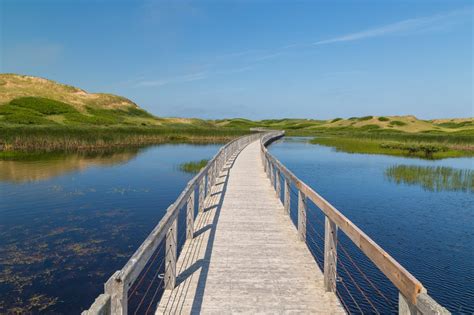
[{"left": 215, "top": 115, "right": 474, "bottom": 134}]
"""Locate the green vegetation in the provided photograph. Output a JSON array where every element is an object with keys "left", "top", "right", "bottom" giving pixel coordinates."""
[
  {"left": 385, "top": 165, "right": 473, "bottom": 192},
  {"left": 179, "top": 159, "right": 209, "bottom": 173},
  {"left": 0, "top": 74, "right": 472, "bottom": 160},
  {"left": 310, "top": 137, "right": 471, "bottom": 159},
  {"left": 389, "top": 120, "right": 407, "bottom": 127}
]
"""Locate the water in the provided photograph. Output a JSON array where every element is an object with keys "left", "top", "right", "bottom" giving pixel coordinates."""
[
  {"left": 0, "top": 143, "right": 220, "bottom": 313},
  {"left": 269, "top": 137, "right": 473, "bottom": 313}
]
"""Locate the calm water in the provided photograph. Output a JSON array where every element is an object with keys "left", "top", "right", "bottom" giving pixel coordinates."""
[
  {"left": 270, "top": 137, "right": 473, "bottom": 313},
  {"left": 0, "top": 144, "right": 220, "bottom": 313}
]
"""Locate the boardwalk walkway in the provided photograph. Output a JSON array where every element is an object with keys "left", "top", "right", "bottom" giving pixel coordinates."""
[{"left": 156, "top": 140, "right": 344, "bottom": 314}]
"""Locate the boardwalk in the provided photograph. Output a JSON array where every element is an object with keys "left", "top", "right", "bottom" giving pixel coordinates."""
[
  {"left": 84, "top": 132, "right": 449, "bottom": 315},
  {"left": 156, "top": 140, "right": 344, "bottom": 314}
]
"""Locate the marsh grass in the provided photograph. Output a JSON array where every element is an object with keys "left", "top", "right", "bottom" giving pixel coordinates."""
[
  {"left": 0, "top": 126, "right": 249, "bottom": 155},
  {"left": 310, "top": 137, "right": 471, "bottom": 159},
  {"left": 179, "top": 159, "right": 209, "bottom": 173},
  {"left": 385, "top": 165, "right": 473, "bottom": 192}
]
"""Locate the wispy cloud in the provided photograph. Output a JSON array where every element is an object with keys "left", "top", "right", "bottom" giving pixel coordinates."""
[
  {"left": 135, "top": 71, "right": 208, "bottom": 87},
  {"left": 134, "top": 66, "right": 254, "bottom": 88},
  {"left": 313, "top": 7, "right": 472, "bottom": 45}
]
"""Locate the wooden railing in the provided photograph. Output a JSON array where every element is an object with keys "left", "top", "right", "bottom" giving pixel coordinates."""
[
  {"left": 260, "top": 132, "right": 450, "bottom": 315},
  {"left": 82, "top": 132, "right": 263, "bottom": 315}
]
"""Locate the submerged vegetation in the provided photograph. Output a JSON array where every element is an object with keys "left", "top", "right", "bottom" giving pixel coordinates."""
[
  {"left": 385, "top": 165, "right": 473, "bottom": 193},
  {"left": 178, "top": 159, "right": 209, "bottom": 173}
]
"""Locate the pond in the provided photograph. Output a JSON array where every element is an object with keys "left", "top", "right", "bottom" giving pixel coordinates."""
[
  {"left": 0, "top": 143, "right": 220, "bottom": 313},
  {"left": 269, "top": 137, "right": 473, "bottom": 313}
]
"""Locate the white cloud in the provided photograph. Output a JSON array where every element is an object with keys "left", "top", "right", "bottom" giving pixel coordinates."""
[{"left": 313, "top": 7, "right": 472, "bottom": 45}]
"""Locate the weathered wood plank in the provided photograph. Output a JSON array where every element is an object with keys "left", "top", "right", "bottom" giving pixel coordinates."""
[
  {"left": 165, "top": 218, "right": 177, "bottom": 289},
  {"left": 298, "top": 190, "right": 307, "bottom": 241},
  {"left": 186, "top": 191, "right": 195, "bottom": 240},
  {"left": 324, "top": 217, "right": 338, "bottom": 293},
  {"left": 284, "top": 178, "right": 290, "bottom": 214}
]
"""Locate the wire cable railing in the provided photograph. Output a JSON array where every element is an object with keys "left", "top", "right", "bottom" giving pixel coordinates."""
[
  {"left": 261, "top": 132, "right": 450, "bottom": 315},
  {"left": 82, "top": 132, "right": 265, "bottom": 315}
]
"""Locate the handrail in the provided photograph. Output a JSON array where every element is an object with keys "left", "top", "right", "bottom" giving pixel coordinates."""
[
  {"left": 260, "top": 132, "right": 450, "bottom": 314},
  {"left": 82, "top": 132, "right": 264, "bottom": 315}
]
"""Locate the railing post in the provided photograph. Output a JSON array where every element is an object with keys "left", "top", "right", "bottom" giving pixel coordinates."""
[
  {"left": 270, "top": 163, "right": 275, "bottom": 188},
  {"left": 165, "top": 218, "right": 177, "bottom": 289},
  {"left": 275, "top": 170, "right": 281, "bottom": 199},
  {"left": 284, "top": 178, "right": 290, "bottom": 214},
  {"left": 199, "top": 177, "right": 205, "bottom": 213},
  {"left": 206, "top": 169, "right": 211, "bottom": 196},
  {"left": 324, "top": 217, "right": 338, "bottom": 292},
  {"left": 104, "top": 271, "right": 127, "bottom": 315},
  {"left": 298, "top": 190, "right": 307, "bottom": 241},
  {"left": 399, "top": 293, "right": 418, "bottom": 315},
  {"left": 186, "top": 190, "right": 195, "bottom": 240}
]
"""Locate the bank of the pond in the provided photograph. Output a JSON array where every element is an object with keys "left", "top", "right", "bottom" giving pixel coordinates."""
[
  {"left": 310, "top": 136, "right": 473, "bottom": 159},
  {"left": 0, "top": 126, "right": 249, "bottom": 155}
]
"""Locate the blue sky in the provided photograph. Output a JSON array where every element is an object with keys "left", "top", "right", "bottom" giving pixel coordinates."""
[{"left": 1, "top": 0, "right": 472, "bottom": 119}]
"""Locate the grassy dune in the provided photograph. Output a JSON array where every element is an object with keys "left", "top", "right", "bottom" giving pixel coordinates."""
[{"left": 1, "top": 74, "right": 472, "bottom": 159}]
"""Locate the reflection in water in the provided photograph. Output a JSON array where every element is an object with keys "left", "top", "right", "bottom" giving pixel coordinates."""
[
  {"left": 385, "top": 165, "right": 473, "bottom": 193},
  {"left": 0, "top": 143, "right": 220, "bottom": 313},
  {"left": 0, "top": 150, "right": 139, "bottom": 183}
]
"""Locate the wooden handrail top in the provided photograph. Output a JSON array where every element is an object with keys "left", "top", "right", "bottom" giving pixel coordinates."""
[{"left": 260, "top": 133, "right": 425, "bottom": 304}]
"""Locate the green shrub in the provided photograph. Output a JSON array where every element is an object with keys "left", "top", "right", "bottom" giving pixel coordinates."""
[
  {"left": 378, "top": 117, "right": 390, "bottom": 122},
  {"left": 10, "top": 97, "right": 78, "bottom": 115},
  {"left": 358, "top": 116, "right": 373, "bottom": 121},
  {"left": 389, "top": 120, "right": 407, "bottom": 126},
  {"left": 331, "top": 118, "right": 342, "bottom": 123}
]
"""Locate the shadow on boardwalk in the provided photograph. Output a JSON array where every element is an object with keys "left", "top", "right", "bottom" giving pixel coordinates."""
[{"left": 156, "top": 152, "right": 240, "bottom": 314}]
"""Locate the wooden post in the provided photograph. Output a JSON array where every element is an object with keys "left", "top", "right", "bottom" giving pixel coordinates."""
[
  {"left": 206, "top": 170, "right": 211, "bottom": 196},
  {"left": 186, "top": 191, "right": 195, "bottom": 240},
  {"left": 104, "top": 271, "right": 127, "bottom": 315},
  {"left": 324, "top": 217, "right": 338, "bottom": 292},
  {"left": 165, "top": 218, "right": 177, "bottom": 289},
  {"left": 275, "top": 170, "right": 281, "bottom": 199},
  {"left": 284, "top": 178, "right": 290, "bottom": 214},
  {"left": 399, "top": 292, "right": 418, "bottom": 315},
  {"left": 199, "top": 177, "right": 205, "bottom": 213},
  {"left": 270, "top": 163, "right": 275, "bottom": 188},
  {"left": 298, "top": 191, "right": 306, "bottom": 241}
]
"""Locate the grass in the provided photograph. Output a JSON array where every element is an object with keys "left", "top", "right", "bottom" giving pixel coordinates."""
[
  {"left": 0, "top": 125, "right": 249, "bottom": 155},
  {"left": 310, "top": 137, "right": 471, "bottom": 159},
  {"left": 385, "top": 165, "right": 473, "bottom": 192},
  {"left": 179, "top": 159, "right": 209, "bottom": 173}
]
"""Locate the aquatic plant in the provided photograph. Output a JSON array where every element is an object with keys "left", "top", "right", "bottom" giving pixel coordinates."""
[
  {"left": 385, "top": 165, "right": 473, "bottom": 193},
  {"left": 179, "top": 159, "right": 209, "bottom": 173}
]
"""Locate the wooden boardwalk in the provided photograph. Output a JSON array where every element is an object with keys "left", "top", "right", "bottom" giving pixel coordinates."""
[{"left": 156, "top": 140, "right": 344, "bottom": 314}]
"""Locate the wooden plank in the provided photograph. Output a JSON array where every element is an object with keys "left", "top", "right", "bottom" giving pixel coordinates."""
[
  {"left": 298, "top": 190, "right": 307, "bottom": 241},
  {"left": 104, "top": 271, "right": 127, "bottom": 315},
  {"left": 198, "top": 178, "right": 205, "bottom": 213},
  {"left": 186, "top": 191, "right": 195, "bottom": 240},
  {"left": 165, "top": 218, "right": 177, "bottom": 289},
  {"left": 324, "top": 217, "right": 337, "bottom": 293},
  {"left": 261, "top": 133, "right": 425, "bottom": 304},
  {"left": 275, "top": 170, "right": 281, "bottom": 199},
  {"left": 284, "top": 178, "right": 290, "bottom": 214},
  {"left": 157, "top": 139, "right": 345, "bottom": 314}
]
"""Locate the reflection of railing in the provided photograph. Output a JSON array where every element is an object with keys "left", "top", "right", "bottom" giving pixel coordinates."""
[
  {"left": 82, "top": 132, "right": 263, "bottom": 315},
  {"left": 260, "top": 132, "right": 450, "bottom": 314}
]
